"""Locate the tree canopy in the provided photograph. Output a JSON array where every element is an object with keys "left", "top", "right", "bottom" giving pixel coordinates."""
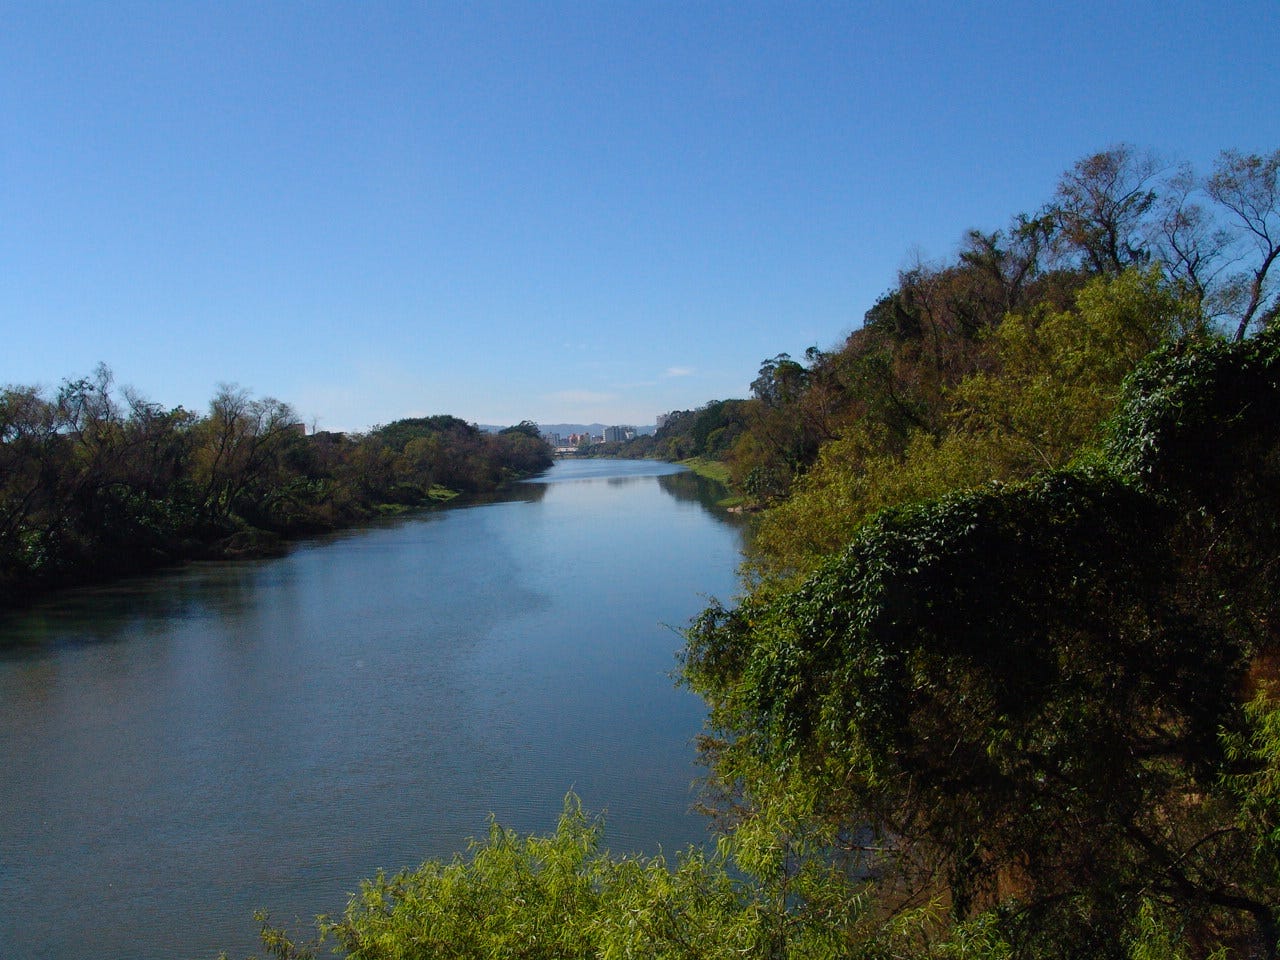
[
  {"left": 213, "top": 143, "right": 1280, "bottom": 959},
  {"left": 683, "top": 327, "right": 1280, "bottom": 957},
  {"left": 0, "top": 377, "right": 553, "bottom": 607}
]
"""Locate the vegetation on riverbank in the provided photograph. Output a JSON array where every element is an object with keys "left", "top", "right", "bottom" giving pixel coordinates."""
[
  {"left": 0, "top": 384, "right": 553, "bottom": 608},
  {"left": 681, "top": 145, "right": 1280, "bottom": 958},
  {"left": 219, "top": 145, "right": 1280, "bottom": 956},
  {"left": 675, "top": 457, "right": 742, "bottom": 509},
  {"left": 239, "top": 322, "right": 1280, "bottom": 960},
  {"left": 676, "top": 457, "right": 730, "bottom": 485},
  {"left": 684, "top": 322, "right": 1280, "bottom": 957}
]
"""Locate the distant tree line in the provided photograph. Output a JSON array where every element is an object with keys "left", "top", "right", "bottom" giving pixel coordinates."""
[
  {"left": 592, "top": 400, "right": 752, "bottom": 463},
  {"left": 0, "top": 372, "right": 553, "bottom": 607}
]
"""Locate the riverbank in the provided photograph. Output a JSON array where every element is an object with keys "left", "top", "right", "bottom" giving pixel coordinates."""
[
  {"left": 676, "top": 458, "right": 743, "bottom": 509},
  {"left": 0, "top": 472, "right": 543, "bottom": 614},
  {"left": 0, "top": 459, "right": 745, "bottom": 960},
  {"left": 0, "top": 381, "right": 556, "bottom": 612}
]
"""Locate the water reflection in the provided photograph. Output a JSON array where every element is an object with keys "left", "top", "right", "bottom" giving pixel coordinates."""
[
  {"left": 655, "top": 469, "right": 738, "bottom": 519},
  {"left": 525, "top": 458, "right": 687, "bottom": 484},
  {"left": 0, "top": 488, "right": 557, "bottom": 659},
  {"left": 0, "top": 459, "right": 744, "bottom": 960},
  {"left": 0, "top": 562, "right": 263, "bottom": 655}
]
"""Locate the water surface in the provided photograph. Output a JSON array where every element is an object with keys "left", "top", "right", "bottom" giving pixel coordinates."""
[{"left": 0, "top": 460, "right": 743, "bottom": 960}]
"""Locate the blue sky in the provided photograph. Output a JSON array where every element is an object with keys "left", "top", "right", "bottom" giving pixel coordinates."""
[{"left": 3, "top": 1, "right": 1277, "bottom": 430}]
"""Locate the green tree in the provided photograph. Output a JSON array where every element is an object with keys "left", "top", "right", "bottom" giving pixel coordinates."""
[
  {"left": 191, "top": 384, "right": 302, "bottom": 527},
  {"left": 500, "top": 420, "right": 543, "bottom": 440},
  {"left": 950, "top": 265, "right": 1199, "bottom": 472},
  {"left": 747, "top": 268, "right": 1194, "bottom": 582},
  {"left": 237, "top": 795, "right": 869, "bottom": 960},
  {"left": 686, "top": 329, "right": 1280, "bottom": 956}
]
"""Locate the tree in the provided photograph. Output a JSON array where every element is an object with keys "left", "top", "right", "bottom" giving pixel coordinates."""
[
  {"left": 500, "top": 420, "right": 542, "bottom": 440},
  {"left": 0, "top": 383, "right": 63, "bottom": 593},
  {"left": 1049, "top": 144, "right": 1161, "bottom": 274},
  {"left": 750, "top": 354, "right": 809, "bottom": 408},
  {"left": 1, "top": 370, "right": 553, "bottom": 605},
  {"left": 1205, "top": 149, "right": 1280, "bottom": 339},
  {"left": 191, "top": 385, "right": 302, "bottom": 527},
  {"left": 951, "top": 265, "right": 1199, "bottom": 472},
  {"left": 1063, "top": 146, "right": 1280, "bottom": 340},
  {"left": 236, "top": 794, "right": 869, "bottom": 960},
  {"left": 686, "top": 329, "right": 1280, "bottom": 956},
  {"left": 1107, "top": 324, "right": 1280, "bottom": 655},
  {"left": 745, "top": 268, "right": 1193, "bottom": 582}
]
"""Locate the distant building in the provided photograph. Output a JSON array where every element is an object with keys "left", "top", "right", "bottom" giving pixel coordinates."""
[
  {"left": 655, "top": 413, "right": 670, "bottom": 430},
  {"left": 603, "top": 425, "right": 637, "bottom": 442}
]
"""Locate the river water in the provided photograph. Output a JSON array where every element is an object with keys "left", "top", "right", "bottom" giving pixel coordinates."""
[{"left": 0, "top": 460, "right": 744, "bottom": 960}]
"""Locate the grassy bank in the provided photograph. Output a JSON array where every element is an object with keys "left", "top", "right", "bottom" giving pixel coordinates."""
[
  {"left": 677, "top": 457, "right": 730, "bottom": 483},
  {"left": 677, "top": 457, "right": 744, "bottom": 509}
]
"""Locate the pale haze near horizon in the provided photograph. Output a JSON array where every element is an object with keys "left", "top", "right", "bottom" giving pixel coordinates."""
[{"left": 2, "top": 2, "right": 1276, "bottom": 431}]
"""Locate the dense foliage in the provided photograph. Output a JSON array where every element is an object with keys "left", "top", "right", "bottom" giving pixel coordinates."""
[
  {"left": 226, "top": 144, "right": 1278, "bottom": 958},
  {"left": 681, "top": 326, "right": 1280, "bottom": 957},
  {"left": 0, "top": 373, "right": 553, "bottom": 607},
  {"left": 668, "top": 146, "right": 1280, "bottom": 957},
  {"left": 636, "top": 148, "right": 1273, "bottom": 580},
  {"left": 241, "top": 796, "right": 868, "bottom": 960},
  {"left": 744, "top": 267, "right": 1198, "bottom": 580}
]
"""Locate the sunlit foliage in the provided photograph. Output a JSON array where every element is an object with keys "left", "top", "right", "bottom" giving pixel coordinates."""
[
  {"left": 218, "top": 144, "right": 1279, "bottom": 958},
  {"left": 0, "top": 375, "right": 553, "bottom": 606},
  {"left": 684, "top": 328, "right": 1280, "bottom": 957},
  {"left": 745, "top": 267, "right": 1196, "bottom": 583},
  {"left": 237, "top": 795, "right": 869, "bottom": 960}
]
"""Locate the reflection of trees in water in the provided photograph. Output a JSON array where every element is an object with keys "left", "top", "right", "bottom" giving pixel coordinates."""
[
  {"left": 3, "top": 470, "right": 726, "bottom": 659},
  {"left": 0, "top": 562, "right": 267, "bottom": 655},
  {"left": 458, "top": 481, "right": 550, "bottom": 506},
  {"left": 655, "top": 471, "right": 742, "bottom": 525},
  {"left": 0, "top": 486, "right": 556, "bottom": 658}
]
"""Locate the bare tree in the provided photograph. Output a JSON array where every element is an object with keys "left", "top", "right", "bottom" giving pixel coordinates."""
[
  {"left": 1205, "top": 149, "right": 1280, "bottom": 340},
  {"left": 1053, "top": 145, "right": 1279, "bottom": 340},
  {"left": 1151, "top": 163, "right": 1234, "bottom": 319}
]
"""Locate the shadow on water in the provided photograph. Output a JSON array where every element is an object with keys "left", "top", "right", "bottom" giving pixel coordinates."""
[
  {"left": 655, "top": 469, "right": 742, "bottom": 522},
  {"left": 0, "top": 561, "right": 267, "bottom": 657},
  {"left": 0, "top": 484, "right": 552, "bottom": 658},
  {"left": 0, "top": 454, "right": 746, "bottom": 960}
]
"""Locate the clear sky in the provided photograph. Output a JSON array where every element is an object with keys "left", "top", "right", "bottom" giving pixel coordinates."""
[{"left": 2, "top": 1, "right": 1277, "bottom": 431}]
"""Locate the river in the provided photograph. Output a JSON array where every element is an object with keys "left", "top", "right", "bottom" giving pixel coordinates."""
[{"left": 0, "top": 460, "right": 745, "bottom": 960}]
